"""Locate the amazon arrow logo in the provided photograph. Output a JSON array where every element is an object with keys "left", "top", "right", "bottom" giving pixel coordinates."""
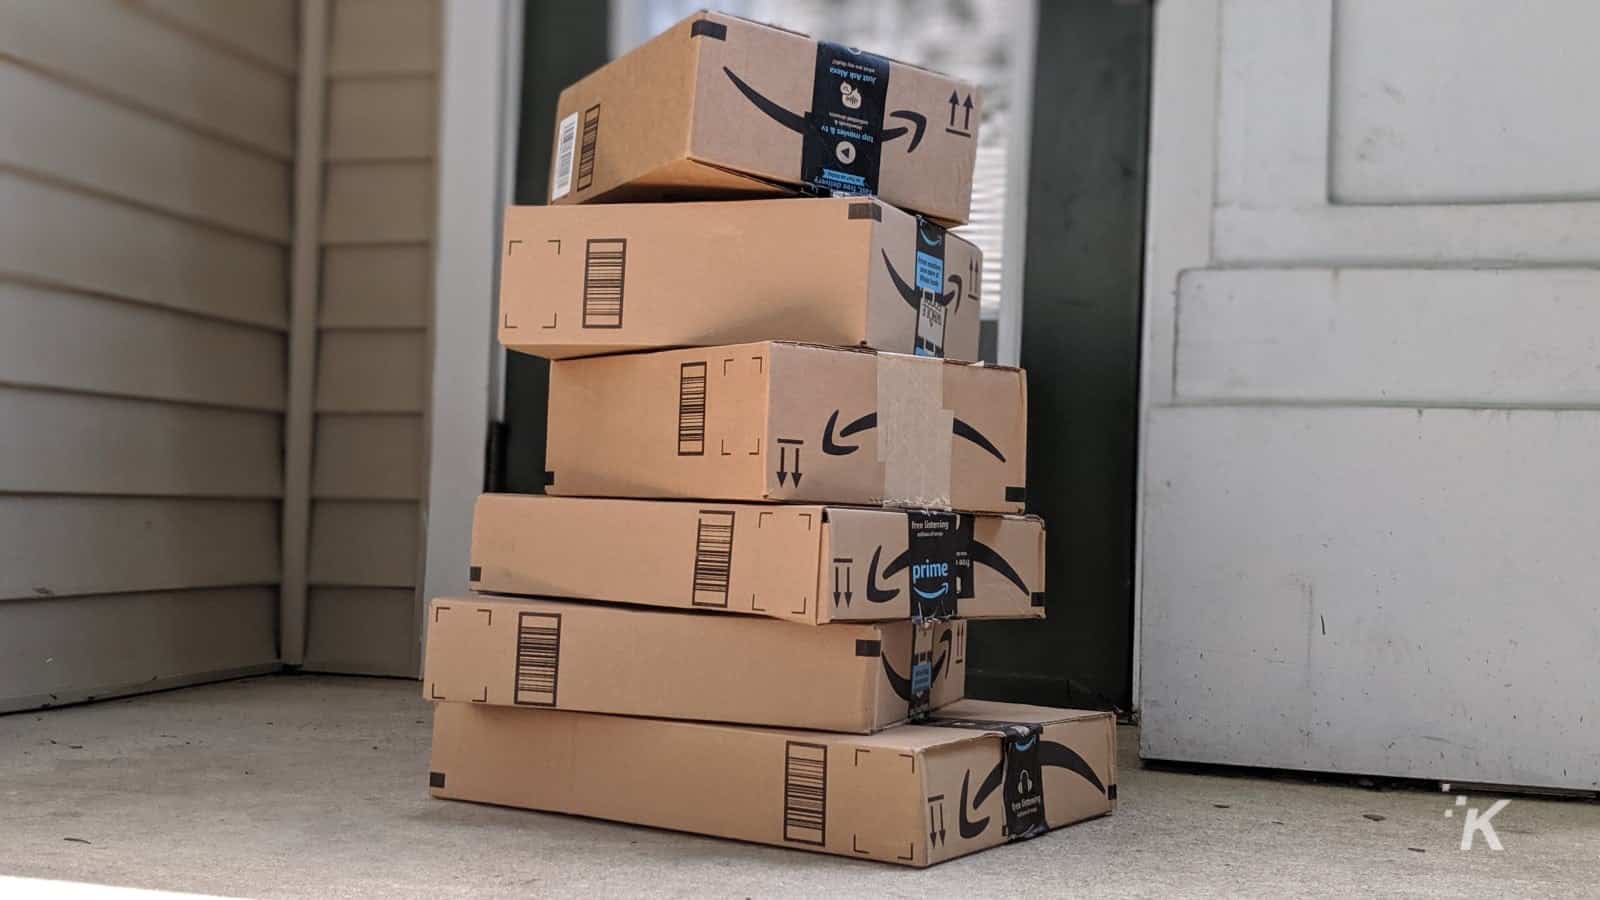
[
  {"left": 968, "top": 539, "right": 1028, "bottom": 596},
  {"left": 882, "top": 250, "right": 958, "bottom": 314},
  {"left": 723, "top": 68, "right": 927, "bottom": 153},
  {"left": 860, "top": 539, "right": 1027, "bottom": 608},
  {"left": 956, "top": 741, "right": 1108, "bottom": 839},
  {"left": 865, "top": 545, "right": 903, "bottom": 604},
  {"left": 821, "top": 408, "right": 1007, "bottom": 463},
  {"left": 880, "top": 626, "right": 955, "bottom": 702}
]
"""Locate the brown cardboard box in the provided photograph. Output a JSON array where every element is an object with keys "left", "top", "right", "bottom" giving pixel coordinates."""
[
  {"left": 547, "top": 11, "right": 980, "bottom": 225},
  {"left": 428, "top": 699, "right": 1117, "bottom": 867},
  {"left": 469, "top": 494, "right": 1045, "bottom": 625},
  {"left": 546, "top": 341, "right": 1027, "bottom": 513},
  {"left": 422, "top": 596, "right": 966, "bottom": 733},
  {"left": 499, "top": 197, "right": 982, "bottom": 360}
]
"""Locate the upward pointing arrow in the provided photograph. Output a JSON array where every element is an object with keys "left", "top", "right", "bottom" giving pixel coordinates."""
[
  {"left": 961, "top": 94, "right": 974, "bottom": 130},
  {"left": 948, "top": 90, "right": 960, "bottom": 127}
]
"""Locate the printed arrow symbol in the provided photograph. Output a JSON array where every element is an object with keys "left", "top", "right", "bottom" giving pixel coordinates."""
[
  {"left": 833, "top": 566, "right": 841, "bottom": 606},
  {"left": 776, "top": 446, "right": 788, "bottom": 485},
  {"left": 962, "top": 93, "right": 974, "bottom": 130},
  {"left": 947, "top": 90, "right": 960, "bottom": 127},
  {"left": 939, "top": 804, "right": 946, "bottom": 844},
  {"left": 790, "top": 448, "right": 803, "bottom": 487},
  {"left": 844, "top": 567, "right": 852, "bottom": 604}
]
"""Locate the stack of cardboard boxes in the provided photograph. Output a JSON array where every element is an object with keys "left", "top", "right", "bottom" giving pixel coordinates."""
[{"left": 422, "top": 12, "right": 1117, "bottom": 867}]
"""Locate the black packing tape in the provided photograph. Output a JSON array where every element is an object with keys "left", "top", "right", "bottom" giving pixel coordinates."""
[
  {"left": 690, "top": 19, "right": 727, "bottom": 40},
  {"left": 904, "top": 511, "right": 971, "bottom": 620},
  {"left": 999, "top": 724, "right": 1048, "bottom": 839},
  {"left": 847, "top": 201, "right": 882, "bottom": 220},
  {"left": 801, "top": 42, "right": 890, "bottom": 196}
]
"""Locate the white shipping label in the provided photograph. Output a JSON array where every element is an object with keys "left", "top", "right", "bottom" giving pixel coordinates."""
[{"left": 550, "top": 112, "right": 578, "bottom": 200}]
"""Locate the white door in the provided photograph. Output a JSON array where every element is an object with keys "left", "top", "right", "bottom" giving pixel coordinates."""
[{"left": 1138, "top": 0, "right": 1600, "bottom": 791}]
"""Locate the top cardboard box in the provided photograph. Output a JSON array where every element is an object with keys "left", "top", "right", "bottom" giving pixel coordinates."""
[{"left": 548, "top": 11, "right": 981, "bottom": 225}]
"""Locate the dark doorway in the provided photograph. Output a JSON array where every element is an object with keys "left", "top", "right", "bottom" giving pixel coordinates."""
[
  {"left": 500, "top": 1, "right": 609, "bottom": 494},
  {"left": 965, "top": 1, "right": 1150, "bottom": 713}
]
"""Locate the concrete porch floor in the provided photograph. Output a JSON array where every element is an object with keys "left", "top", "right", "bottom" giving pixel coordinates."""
[{"left": 0, "top": 676, "right": 1593, "bottom": 898}]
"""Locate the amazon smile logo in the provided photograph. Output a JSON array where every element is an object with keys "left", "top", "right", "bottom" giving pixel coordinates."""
[
  {"left": 857, "top": 538, "right": 1030, "bottom": 607},
  {"left": 883, "top": 250, "right": 962, "bottom": 316},
  {"left": 879, "top": 626, "right": 954, "bottom": 703},
  {"left": 821, "top": 409, "right": 1006, "bottom": 462},
  {"left": 954, "top": 737, "right": 1108, "bottom": 840},
  {"left": 911, "top": 560, "right": 951, "bottom": 600},
  {"left": 722, "top": 67, "right": 928, "bottom": 152}
]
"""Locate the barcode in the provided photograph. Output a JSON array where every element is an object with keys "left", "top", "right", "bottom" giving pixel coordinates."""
[
  {"left": 691, "top": 510, "right": 735, "bottom": 607},
  {"left": 581, "top": 238, "right": 626, "bottom": 328},
  {"left": 513, "top": 612, "right": 561, "bottom": 706},
  {"left": 783, "top": 742, "right": 827, "bottom": 846},
  {"left": 550, "top": 112, "right": 578, "bottom": 200},
  {"left": 577, "top": 104, "right": 601, "bottom": 192},
  {"left": 677, "top": 362, "right": 707, "bottom": 456}
]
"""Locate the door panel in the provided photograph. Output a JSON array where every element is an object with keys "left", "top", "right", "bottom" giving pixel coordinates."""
[{"left": 1140, "top": 0, "right": 1600, "bottom": 789}]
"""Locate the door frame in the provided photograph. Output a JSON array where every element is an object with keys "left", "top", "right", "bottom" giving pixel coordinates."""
[
  {"left": 419, "top": 0, "right": 524, "bottom": 662},
  {"left": 1136, "top": 0, "right": 1222, "bottom": 711}
]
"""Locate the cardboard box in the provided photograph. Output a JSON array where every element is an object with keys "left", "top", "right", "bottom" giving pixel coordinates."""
[
  {"left": 546, "top": 341, "right": 1027, "bottom": 513},
  {"left": 499, "top": 197, "right": 982, "bottom": 360},
  {"left": 428, "top": 699, "right": 1117, "bottom": 867},
  {"left": 422, "top": 596, "right": 966, "bottom": 733},
  {"left": 469, "top": 494, "right": 1045, "bottom": 625},
  {"left": 548, "top": 11, "right": 980, "bottom": 225}
]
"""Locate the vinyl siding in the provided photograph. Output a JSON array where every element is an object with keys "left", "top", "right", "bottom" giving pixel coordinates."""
[
  {"left": 0, "top": 0, "right": 294, "bottom": 711},
  {"left": 303, "top": 0, "right": 438, "bottom": 677}
]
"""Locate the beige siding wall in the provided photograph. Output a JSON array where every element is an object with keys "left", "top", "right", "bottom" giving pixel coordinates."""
[
  {"left": 0, "top": 0, "right": 293, "bottom": 710},
  {"left": 303, "top": 0, "right": 439, "bottom": 676}
]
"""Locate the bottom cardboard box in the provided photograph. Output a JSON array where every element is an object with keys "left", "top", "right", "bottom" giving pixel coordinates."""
[{"left": 429, "top": 699, "right": 1117, "bottom": 867}]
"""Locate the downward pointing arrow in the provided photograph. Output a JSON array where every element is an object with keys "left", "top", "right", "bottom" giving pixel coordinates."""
[
  {"left": 776, "top": 446, "right": 789, "bottom": 485},
  {"left": 791, "top": 448, "right": 803, "bottom": 487},
  {"left": 844, "top": 567, "right": 852, "bottom": 604}
]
